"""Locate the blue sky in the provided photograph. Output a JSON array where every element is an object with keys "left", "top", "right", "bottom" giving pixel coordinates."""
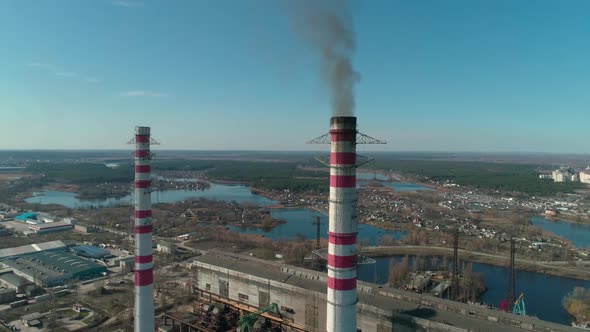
[{"left": 1, "top": 0, "right": 589, "bottom": 152}]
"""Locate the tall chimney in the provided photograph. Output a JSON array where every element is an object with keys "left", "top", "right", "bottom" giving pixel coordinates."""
[
  {"left": 327, "top": 116, "right": 357, "bottom": 332},
  {"left": 134, "top": 126, "right": 154, "bottom": 332}
]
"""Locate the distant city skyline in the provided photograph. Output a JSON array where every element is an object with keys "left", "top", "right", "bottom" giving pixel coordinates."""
[{"left": 1, "top": 0, "right": 589, "bottom": 153}]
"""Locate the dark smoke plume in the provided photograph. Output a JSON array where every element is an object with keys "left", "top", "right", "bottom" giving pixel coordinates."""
[{"left": 290, "top": 0, "right": 359, "bottom": 116}]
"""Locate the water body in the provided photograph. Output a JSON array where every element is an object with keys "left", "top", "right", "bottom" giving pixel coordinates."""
[
  {"left": 229, "top": 208, "right": 407, "bottom": 245},
  {"left": 25, "top": 183, "right": 277, "bottom": 208},
  {"left": 357, "top": 172, "right": 432, "bottom": 192},
  {"left": 383, "top": 182, "right": 433, "bottom": 192},
  {"left": 531, "top": 216, "right": 590, "bottom": 249},
  {"left": 356, "top": 172, "right": 388, "bottom": 181},
  {"left": 357, "top": 256, "right": 590, "bottom": 325}
]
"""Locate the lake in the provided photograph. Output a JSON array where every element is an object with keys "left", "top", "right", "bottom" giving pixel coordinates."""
[
  {"left": 25, "top": 183, "right": 277, "bottom": 208},
  {"left": 531, "top": 216, "right": 590, "bottom": 249},
  {"left": 228, "top": 208, "right": 407, "bottom": 245},
  {"left": 357, "top": 256, "right": 589, "bottom": 326},
  {"left": 357, "top": 172, "right": 432, "bottom": 191}
]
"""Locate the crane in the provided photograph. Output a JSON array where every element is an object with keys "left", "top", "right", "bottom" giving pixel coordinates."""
[
  {"left": 512, "top": 293, "right": 526, "bottom": 316},
  {"left": 238, "top": 303, "right": 282, "bottom": 332}
]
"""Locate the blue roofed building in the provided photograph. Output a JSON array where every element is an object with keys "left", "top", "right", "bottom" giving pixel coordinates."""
[
  {"left": 14, "top": 213, "right": 37, "bottom": 222},
  {"left": 71, "top": 245, "right": 112, "bottom": 259}
]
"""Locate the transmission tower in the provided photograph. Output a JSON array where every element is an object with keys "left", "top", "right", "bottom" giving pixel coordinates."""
[
  {"left": 507, "top": 238, "right": 516, "bottom": 312},
  {"left": 313, "top": 216, "right": 321, "bottom": 250},
  {"left": 451, "top": 227, "right": 460, "bottom": 301}
]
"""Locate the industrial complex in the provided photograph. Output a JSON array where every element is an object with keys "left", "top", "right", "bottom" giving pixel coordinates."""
[
  {"left": 0, "top": 241, "right": 107, "bottom": 289},
  {"left": 0, "top": 124, "right": 587, "bottom": 331},
  {"left": 153, "top": 250, "right": 578, "bottom": 332}
]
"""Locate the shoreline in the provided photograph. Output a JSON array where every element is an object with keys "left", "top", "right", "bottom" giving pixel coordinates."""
[{"left": 361, "top": 245, "right": 590, "bottom": 281}]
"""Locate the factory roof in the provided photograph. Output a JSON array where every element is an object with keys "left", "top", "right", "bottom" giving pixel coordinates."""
[
  {"left": 0, "top": 240, "right": 66, "bottom": 259},
  {"left": 195, "top": 252, "right": 579, "bottom": 332},
  {"left": 28, "top": 222, "right": 72, "bottom": 230},
  {"left": 14, "top": 213, "right": 37, "bottom": 221},
  {"left": 0, "top": 288, "right": 16, "bottom": 295},
  {"left": 0, "top": 272, "right": 33, "bottom": 287},
  {"left": 2, "top": 250, "right": 107, "bottom": 282},
  {"left": 72, "top": 245, "right": 111, "bottom": 259}
]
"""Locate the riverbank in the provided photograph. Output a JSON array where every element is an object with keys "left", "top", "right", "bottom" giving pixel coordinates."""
[
  {"left": 361, "top": 245, "right": 590, "bottom": 281},
  {"left": 543, "top": 214, "right": 590, "bottom": 225}
]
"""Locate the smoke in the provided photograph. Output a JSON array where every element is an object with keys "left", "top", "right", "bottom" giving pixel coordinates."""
[{"left": 289, "top": 0, "right": 360, "bottom": 116}]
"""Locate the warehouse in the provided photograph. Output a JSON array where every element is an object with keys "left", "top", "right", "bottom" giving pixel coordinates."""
[
  {"left": 0, "top": 240, "right": 66, "bottom": 260},
  {"left": 0, "top": 272, "right": 36, "bottom": 294},
  {"left": 14, "top": 212, "right": 37, "bottom": 222},
  {"left": 28, "top": 221, "right": 73, "bottom": 234},
  {"left": 71, "top": 245, "right": 112, "bottom": 259},
  {"left": 1, "top": 251, "right": 108, "bottom": 287},
  {"left": 0, "top": 288, "right": 16, "bottom": 304}
]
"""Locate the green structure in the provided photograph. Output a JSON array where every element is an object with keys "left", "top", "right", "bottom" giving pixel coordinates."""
[
  {"left": 238, "top": 303, "right": 282, "bottom": 332},
  {"left": 1, "top": 250, "right": 107, "bottom": 287}
]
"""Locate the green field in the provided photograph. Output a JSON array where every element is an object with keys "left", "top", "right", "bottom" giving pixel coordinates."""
[{"left": 374, "top": 158, "right": 582, "bottom": 195}]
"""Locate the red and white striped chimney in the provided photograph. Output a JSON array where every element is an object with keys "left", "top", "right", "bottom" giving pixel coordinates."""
[
  {"left": 327, "top": 116, "right": 357, "bottom": 332},
  {"left": 134, "top": 126, "right": 155, "bottom": 332}
]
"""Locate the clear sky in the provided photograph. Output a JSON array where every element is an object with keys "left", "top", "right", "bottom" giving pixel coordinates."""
[{"left": 1, "top": 0, "right": 589, "bottom": 153}]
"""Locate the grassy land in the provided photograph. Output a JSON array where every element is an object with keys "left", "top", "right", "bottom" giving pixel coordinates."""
[
  {"left": 373, "top": 158, "right": 582, "bottom": 195},
  {"left": 11, "top": 157, "right": 582, "bottom": 197},
  {"left": 26, "top": 163, "right": 133, "bottom": 184}
]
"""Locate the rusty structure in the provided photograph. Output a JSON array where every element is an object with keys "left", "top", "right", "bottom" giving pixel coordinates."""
[{"left": 159, "top": 289, "right": 307, "bottom": 332}]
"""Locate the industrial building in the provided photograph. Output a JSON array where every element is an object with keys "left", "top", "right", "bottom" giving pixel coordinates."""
[
  {"left": 184, "top": 251, "right": 578, "bottom": 332},
  {"left": 0, "top": 288, "right": 16, "bottom": 304},
  {"left": 157, "top": 241, "right": 176, "bottom": 255},
  {"left": 0, "top": 240, "right": 66, "bottom": 260},
  {"left": 1, "top": 250, "right": 107, "bottom": 287},
  {"left": 27, "top": 221, "right": 73, "bottom": 234},
  {"left": 14, "top": 212, "right": 41, "bottom": 224},
  {"left": 74, "top": 223, "right": 96, "bottom": 233},
  {"left": 0, "top": 272, "right": 36, "bottom": 294},
  {"left": 72, "top": 245, "right": 112, "bottom": 259}
]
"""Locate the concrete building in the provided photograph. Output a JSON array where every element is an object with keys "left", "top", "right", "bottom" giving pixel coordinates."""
[
  {"left": 581, "top": 169, "right": 590, "bottom": 184},
  {"left": 28, "top": 221, "right": 73, "bottom": 234},
  {"left": 191, "top": 251, "right": 578, "bottom": 332},
  {"left": 552, "top": 170, "right": 570, "bottom": 182},
  {"left": 0, "top": 240, "right": 66, "bottom": 260},
  {"left": 120, "top": 257, "right": 135, "bottom": 274},
  {"left": 72, "top": 245, "right": 111, "bottom": 259},
  {"left": 74, "top": 224, "right": 95, "bottom": 233},
  {"left": 1, "top": 251, "right": 108, "bottom": 287},
  {"left": 157, "top": 241, "right": 176, "bottom": 255},
  {"left": 0, "top": 272, "right": 36, "bottom": 293},
  {"left": 0, "top": 288, "right": 16, "bottom": 304},
  {"left": 62, "top": 217, "right": 79, "bottom": 225}
]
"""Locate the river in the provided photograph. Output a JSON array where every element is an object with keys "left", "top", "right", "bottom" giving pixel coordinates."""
[
  {"left": 229, "top": 208, "right": 407, "bottom": 245},
  {"left": 531, "top": 216, "right": 590, "bottom": 249},
  {"left": 357, "top": 256, "right": 589, "bottom": 326}
]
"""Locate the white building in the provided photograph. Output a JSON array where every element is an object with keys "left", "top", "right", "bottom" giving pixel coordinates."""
[
  {"left": 552, "top": 170, "right": 568, "bottom": 182},
  {"left": 581, "top": 168, "right": 590, "bottom": 184},
  {"left": 552, "top": 168, "right": 577, "bottom": 183}
]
